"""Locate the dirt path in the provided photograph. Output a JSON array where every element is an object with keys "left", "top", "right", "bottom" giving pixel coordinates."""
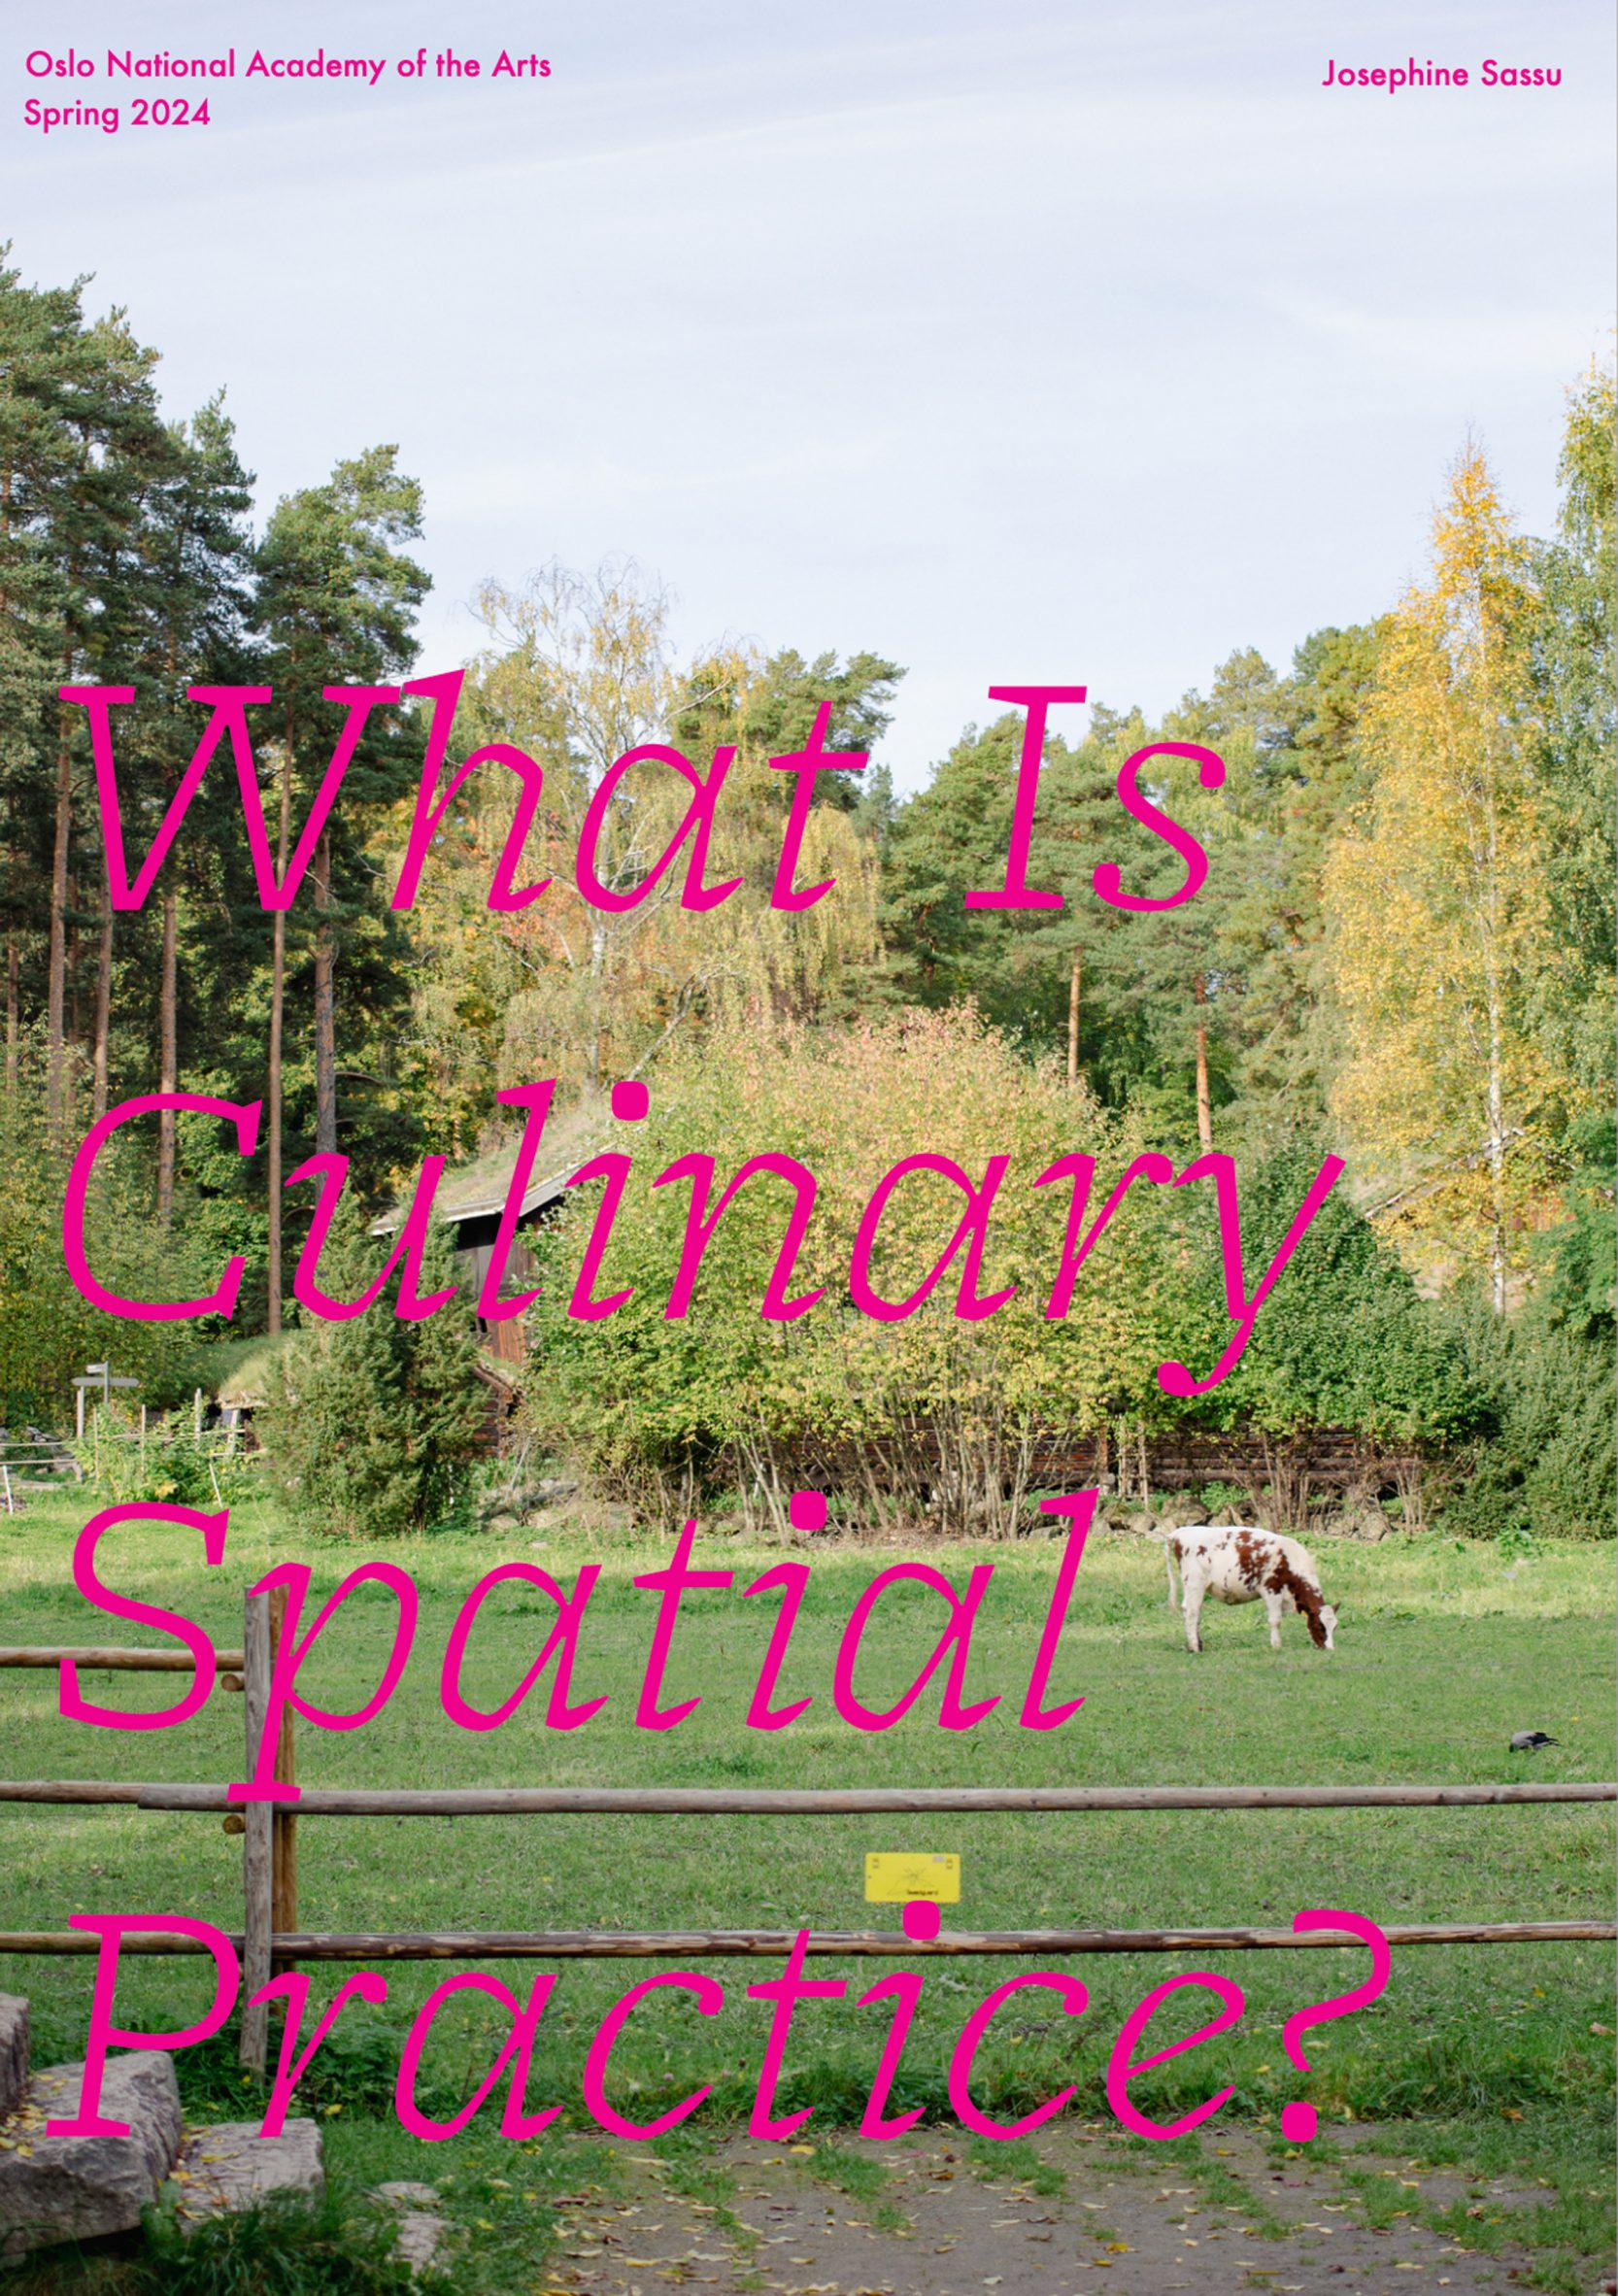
[{"left": 539, "top": 2122, "right": 1558, "bottom": 2296}]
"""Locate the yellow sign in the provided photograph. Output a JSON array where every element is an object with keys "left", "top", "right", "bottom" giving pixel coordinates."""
[{"left": 864, "top": 1851, "right": 961, "bottom": 1905}]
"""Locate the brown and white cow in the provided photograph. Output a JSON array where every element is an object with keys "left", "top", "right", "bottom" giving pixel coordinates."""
[{"left": 1163, "top": 1526, "right": 1337, "bottom": 1654}]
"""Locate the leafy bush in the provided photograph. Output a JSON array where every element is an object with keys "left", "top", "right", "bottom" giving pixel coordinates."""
[
  {"left": 523, "top": 1013, "right": 1466, "bottom": 1525},
  {"left": 1437, "top": 1289, "right": 1616, "bottom": 1539},
  {"left": 1212, "top": 1145, "right": 1486, "bottom": 1445},
  {"left": 522, "top": 1010, "right": 1209, "bottom": 1526},
  {"left": 0, "top": 1049, "right": 219, "bottom": 1427},
  {"left": 70, "top": 1411, "right": 265, "bottom": 1509},
  {"left": 259, "top": 1198, "right": 487, "bottom": 1538}
]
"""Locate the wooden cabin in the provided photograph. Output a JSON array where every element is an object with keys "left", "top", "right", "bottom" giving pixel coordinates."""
[{"left": 372, "top": 1097, "right": 606, "bottom": 1367}]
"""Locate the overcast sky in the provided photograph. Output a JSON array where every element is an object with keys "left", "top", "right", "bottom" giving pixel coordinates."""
[{"left": 10, "top": 0, "right": 1614, "bottom": 787}]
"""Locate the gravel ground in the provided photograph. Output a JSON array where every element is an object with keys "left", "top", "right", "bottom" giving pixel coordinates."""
[{"left": 538, "top": 2121, "right": 1566, "bottom": 2296}]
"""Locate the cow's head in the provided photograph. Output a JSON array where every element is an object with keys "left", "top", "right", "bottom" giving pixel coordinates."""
[{"left": 1318, "top": 1601, "right": 1338, "bottom": 1650}]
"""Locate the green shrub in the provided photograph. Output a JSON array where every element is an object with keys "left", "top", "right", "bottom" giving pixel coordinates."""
[
  {"left": 1435, "top": 1288, "right": 1616, "bottom": 1539},
  {"left": 522, "top": 1015, "right": 1473, "bottom": 1522},
  {"left": 258, "top": 1199, "right": 487, "bottom": 1539},
  {"left": 68, "top": 1410, "right": 265, "bottom": 1510},
  {"left": 0, "top": 1048, "right": 219, "bottom": 1428},
  {"left": 1213, "top": 1145, "right": 1486, "bottom": 1446}
]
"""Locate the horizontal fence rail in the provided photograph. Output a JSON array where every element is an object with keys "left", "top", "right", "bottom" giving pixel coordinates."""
[
  {"left": 0, "top": 1780, "right": 1611, "bottom": 1814},
  {"left": 0, "top": 1646, "right": 245, "bottom": 1672},
  {"left": 0, "top": 1920, "right": 1610, "bottom": 1960}
]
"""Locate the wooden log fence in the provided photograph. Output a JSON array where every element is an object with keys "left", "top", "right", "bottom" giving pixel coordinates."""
[
  {"left": 0, "top": 1921, "right": 1607, "bottom": 1960},
  {"left": 1, "top": 1781, "right": 1611, "bottom": 1815},
  {"left": 0, "top": 1592, "right": 1612, "bottom": 2077},
  {"left": 0, "top": 1645, "right": 245, "bottom": 1673},
  {"left": 239, "top": 1591, "right": 273, "bottom": 2074}
]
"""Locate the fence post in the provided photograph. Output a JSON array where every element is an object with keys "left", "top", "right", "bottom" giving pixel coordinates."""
[
  {"left": 268, "top": 1582, "right": 298, "bottom": 1976},
  {"left": 240, "top": 1590, "right": 272, "bottom": 2074}
]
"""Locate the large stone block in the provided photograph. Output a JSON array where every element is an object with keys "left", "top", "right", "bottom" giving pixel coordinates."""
[
  {"left": 0, "top": 1997, "right": 27, "bottom": 2120},
  {"left": 171, "top": 2118, "right": 323, "bottom": 2228},
  {"left": 0, "top": 2049, "right": 181, "bottom": 2257}
]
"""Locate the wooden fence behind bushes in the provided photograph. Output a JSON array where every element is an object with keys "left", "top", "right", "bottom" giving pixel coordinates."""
[
  {"left": 754, "top": 1421, "right": 1424, "bottom": 1530},
  {"left": 1031, "top": 1424, "right": 1429, "bottom": 1529}
]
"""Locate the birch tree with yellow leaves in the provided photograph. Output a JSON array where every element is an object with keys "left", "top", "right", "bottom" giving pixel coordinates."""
[
  {"left": 1325, "top": 443, "right": 1564, "bottom": 1310},
  {"left": 393, "top": 559, "right": 891, "bottom": 1131}
]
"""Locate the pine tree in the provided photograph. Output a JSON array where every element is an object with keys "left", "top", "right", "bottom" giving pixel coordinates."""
[
  {"left": 125, "top": 399, "right": 257, "bottom": 1172},
  {"left": 253, "top": 448, "right": 429, "bottom": 1324}
]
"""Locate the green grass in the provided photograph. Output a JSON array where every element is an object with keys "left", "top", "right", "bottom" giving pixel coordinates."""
[
  {"left": 1, "top": 2182, "right": 440, "bottom": 2293},
  {"left": 965, "top": 2129, "right": 1066, "bottom": 2197},
  {"left": 0, "top": 1494, "right": 1611, "bottom": 2286}
]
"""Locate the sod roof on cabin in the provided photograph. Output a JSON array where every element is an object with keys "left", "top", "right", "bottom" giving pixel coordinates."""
[
  {"left": 206, "top": 1333, "right": 295, "bottom": 1408},
  {"left": 372, "top": 1094, "right": 608, "bottom": 1234}
]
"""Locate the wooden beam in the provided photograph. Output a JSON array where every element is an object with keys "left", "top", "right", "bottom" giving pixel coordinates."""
[
  {"left": 239, "top": 1593, "right": 273, "bottom": 2075},
  {"left": 0, "top": 1919, "right": 1610, "bottom": 1959},
  {"left": 269, "top": 1583, "right": 297, "bottom": 1977},
  {"left": 0, "top": 1781, "right": 1609, "bottom": 1814},
  {"left": 0, "top": 1647, "right": 245, "bottom": 1671}
]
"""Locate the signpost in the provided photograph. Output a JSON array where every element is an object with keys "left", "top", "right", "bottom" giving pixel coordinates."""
[{"left": 73, "top": 1364, "right": 139, "bottom": 1442}]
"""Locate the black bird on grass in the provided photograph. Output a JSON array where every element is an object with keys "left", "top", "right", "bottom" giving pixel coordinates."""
[{"left": 1509, "top": 1730, "right": 1559, "bottom": 1751}]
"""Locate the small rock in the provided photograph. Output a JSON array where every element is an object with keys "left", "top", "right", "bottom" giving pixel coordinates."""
[
  {"left": 373, "top": 2179, "right": 441, "bottom": 2212},
  {"left": 372, "top": 2179, "right": 452, "bottom": 2275},
  {"left": 393, "top": 2210, "right": 451, "bottom": 2274},
  {"left": 0, "top": 2051, "right": 181, "bottom": 2257},
  {"left": 1153, "top": 1496, "right": 1205, "bottom": 1532},
  {"left": 170, "top": 2119, "right": 322, "bottom": 2228},
  {"left": 487, "top": 1511, "right": 521, "bottom": 1535},
  {"left": 0, "top": 1996, "right": 28, "bottom": 2119},
  {"left": 1338, "top": 1503, "right": 1393, "bottom": 1542}
]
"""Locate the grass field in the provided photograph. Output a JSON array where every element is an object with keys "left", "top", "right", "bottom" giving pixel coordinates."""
[{"left": 1, "top": 1493, "right": 1612, "bottom": 2290}]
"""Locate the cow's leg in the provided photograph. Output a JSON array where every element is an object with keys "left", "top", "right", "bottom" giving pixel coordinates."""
[
  {"left": 1264, "top": 1591, "right": 1284, "bottom": 1649},
  {"left": 1182, "top": 1576, "right": 1205, "bottom": 1654}
]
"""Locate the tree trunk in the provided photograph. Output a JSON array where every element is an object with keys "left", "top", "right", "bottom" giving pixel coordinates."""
[
  {"left": 1487, "top": 977, "right": 1506, "bottom": 1314},
  {"left": 266, "top": 735, "right": 293, "bottom": 1334},
  {"left": 1066, "top": 948, "right": 1082, "bottom": 1087},
  {"left": 313, "top": 828, "right": 337, "bottom": 1156},
  {"left": 154, "top": 889, "right": 178, "bottom": 1215},
  {"left": 1483, "top": 793, "right": 1507, "bottom": 1315},
  {"left": 46, "top": 701, "right": 72, "bottom": 1126},
  {"left": 156, "top": 650, "right": 182, "bottom": 1211},
  {"left": 1193, "top": 973, "right": 1213, "bottom": 1152},
  {"left": 92, "top": 901, "right": 114, "bottom": 1125},
  {"left": 65, "top": 869, "right": 81, "bottom": 1131},
  {"left": 588, "top": 917, "right": 607, "bottom": 1087},
  {"left": 5, "top": 929, "right": 17, "bottom": 1091}
]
